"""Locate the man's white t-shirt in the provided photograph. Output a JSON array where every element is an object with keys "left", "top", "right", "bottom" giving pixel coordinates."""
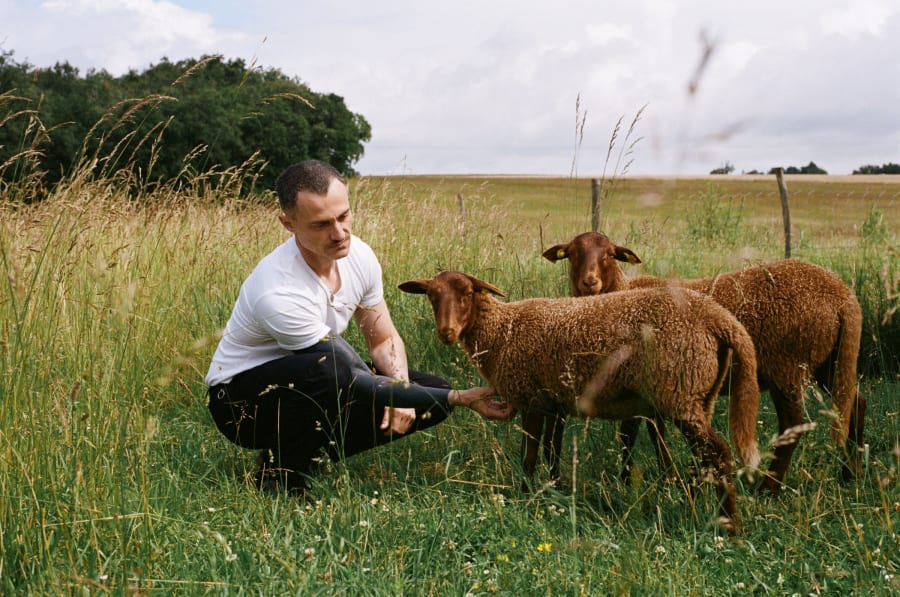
[{"left": 205, "top": 234, "right": 383, "bottom": 386}]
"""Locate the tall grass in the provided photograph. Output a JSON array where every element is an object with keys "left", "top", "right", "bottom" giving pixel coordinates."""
[{"left": 1, "top": 124, "right": 899, "bottom": 592}]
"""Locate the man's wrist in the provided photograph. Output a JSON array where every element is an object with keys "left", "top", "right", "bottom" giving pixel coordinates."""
[{"left": 449, "top": 389, "right": 463, "bottom": 407}]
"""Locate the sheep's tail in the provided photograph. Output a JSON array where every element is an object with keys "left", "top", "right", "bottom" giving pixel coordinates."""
[
  {"left": 718, "top": 318, "right": 761, "bottom": 472},
  {"left": 830, "top": 293, "right": 863, "bottom": 445}
]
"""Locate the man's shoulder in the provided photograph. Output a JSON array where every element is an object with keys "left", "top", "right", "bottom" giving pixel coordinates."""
[{"left": 244, "top": 239, "right": 311, "bottom": 294}]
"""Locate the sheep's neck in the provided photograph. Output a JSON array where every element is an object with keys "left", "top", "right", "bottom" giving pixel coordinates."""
[{"left": 459, "top": 296, "right": 510, "bottom": 380}]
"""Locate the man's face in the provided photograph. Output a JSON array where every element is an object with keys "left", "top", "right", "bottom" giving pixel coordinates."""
[{"left": 279, "top": 178, "right": 353, "bottom": 265}]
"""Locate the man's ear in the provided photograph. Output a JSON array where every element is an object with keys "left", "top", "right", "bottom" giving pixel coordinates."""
[{"left": 278, "top": 212, "right": 295, "bottom": 233}]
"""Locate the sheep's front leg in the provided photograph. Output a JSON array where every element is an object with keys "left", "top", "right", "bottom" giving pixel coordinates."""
[
  {"left": 646, "top": 416, "right": 673, "bottom": 479},
  {"left": 520, "top": 409, "right": 543, "bottom": 491},
  {"left": 619, "top": 416, "right": 672, "bottom": 484},
  {"left": 543, "top": 413, "right": 566, "bottom": 486},
  {"left": 618, "top": 418, "right": 641, "bottom": 484}
]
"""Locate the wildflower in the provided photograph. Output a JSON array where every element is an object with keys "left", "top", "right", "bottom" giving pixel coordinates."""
[
  {"left": 359, "top": 520, "right": 369, "bottom": 528},
  {"left": 305, "top": 548, "right": 315, "bottom": 560},
  {"left": 225, "top": 553, "right": 237, "bottom": 562},
  {"left": 655, "top": 545, "right": 666, "bottom": 555},
  {"left": 496, "top": 554, "right": 509, "bottom": 562},
  {"left": 713, "top": 536, "right": 725, "bottom": 550},
  {"left": 735, "top": 582, "right": 745, "bottom": 589},
  {"left": 537, "top": 542, "right": 552, "bottom": 552}
]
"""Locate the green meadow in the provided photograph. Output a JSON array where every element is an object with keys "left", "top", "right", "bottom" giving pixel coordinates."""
[{"left": 1, "top": 172, "right": 898, "bottom": 595}]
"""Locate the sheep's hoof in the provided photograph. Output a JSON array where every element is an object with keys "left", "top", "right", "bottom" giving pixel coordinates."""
[
  {"left": 840, "top": 452, "right": 864, "bottom": 482},
  {"left": 755, "top": 476, "right": 784, "bottom": 495},
  {"left": 715, "top": 516, "right": 740, "bottom": 537}
]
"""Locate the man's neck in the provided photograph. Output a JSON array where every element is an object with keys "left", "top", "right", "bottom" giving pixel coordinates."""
[
  {"left": 296, "top": 239, "right": 341, "bottom": 293},
  {"left": 294, "top": 239, "right": 329, "bottom": 274}
]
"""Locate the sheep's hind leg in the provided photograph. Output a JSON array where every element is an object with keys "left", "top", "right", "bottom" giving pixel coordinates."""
[
  {"left": 673, "top": 419, "right": 740, "bottom": 536},
  {"left": 841, "top": 390, "right": 868, "bottom": 481},
  {"left": 762, "top": 386, "right": 804, "bottom": 494}
]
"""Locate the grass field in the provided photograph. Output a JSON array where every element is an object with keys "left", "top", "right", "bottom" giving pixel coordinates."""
[{"left": 1, "top": 173, "right": 898, "bottom": 594}]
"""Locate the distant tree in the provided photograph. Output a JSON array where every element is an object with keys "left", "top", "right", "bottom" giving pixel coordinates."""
[
  {"left": 767, "top": 162, "right": 827, "bottom": 175},
  {"left": 799, "top": 161, "right": 827, "bottom": 174},
  {"left": 853, "top": 163, "right": 900, "bottom": 174},
  {"left": 0, "top": 51, "right": 371, "bottom": 197},
  {"left": 709, "top": 161, "right": 735, "bottom": 175}
]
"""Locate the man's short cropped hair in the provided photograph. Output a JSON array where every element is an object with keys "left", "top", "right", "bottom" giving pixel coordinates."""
[{"left": 275, "top": 160, "right": 346, "bottom": 213}]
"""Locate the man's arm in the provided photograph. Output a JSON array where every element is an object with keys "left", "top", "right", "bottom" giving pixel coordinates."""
[
  {"left": 354, "top": 300, "right": 409, "bottom": 382},
  {"left": 354, "top": 300, "right": 415, "bottom": 434}
]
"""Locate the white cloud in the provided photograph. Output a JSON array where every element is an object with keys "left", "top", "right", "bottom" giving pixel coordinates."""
[
  {"left": 1, "top": 0, "right": 898, "bottom": 175},
  {"left": 820, "top": 0, "right": 894, "bottom": 37}
]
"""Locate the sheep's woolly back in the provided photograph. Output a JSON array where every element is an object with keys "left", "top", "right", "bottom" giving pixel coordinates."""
[
  {"left": 461, "top": 285, "right": 761, "bottom": 468},
  {"left": 627, "top": 259, "right": 861, "bottom": 444}
]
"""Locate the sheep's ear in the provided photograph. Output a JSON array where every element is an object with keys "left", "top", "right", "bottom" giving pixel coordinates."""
[
  {"left": 612, "top": 246, "right": 642, "bottom": 265},
  {"left": 471, "top": 278, "right": 507, "bottom": 298},
  {"left": 542, "top": 243, "right": 569, "bottom": 263},
  {"left": 398, "top": 279, "right": 430, "bottom": 294}
]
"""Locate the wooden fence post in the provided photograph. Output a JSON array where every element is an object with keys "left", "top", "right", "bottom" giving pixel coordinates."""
[
  {"left": 591, "top": 178, "right": 601, "bottom": 232},
  {"left": 774, "top": 168, "right": 791, "bottom": 258}
]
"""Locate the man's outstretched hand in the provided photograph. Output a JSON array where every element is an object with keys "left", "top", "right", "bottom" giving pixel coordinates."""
[{"left": 452, "top": 386, "right": 516, "bottom": 421}]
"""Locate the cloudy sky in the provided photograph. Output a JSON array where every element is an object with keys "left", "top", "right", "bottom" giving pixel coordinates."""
[{"left": 2, "top": 0, "right": 898, "bottom": 176}]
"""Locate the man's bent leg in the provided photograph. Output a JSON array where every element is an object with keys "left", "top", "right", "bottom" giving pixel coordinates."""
[
  {"left": 331, "top": 368, "right": 453, "bottom": 460},
  {"left": 210, "top": 350, "right": 353, "bottom": 494}
]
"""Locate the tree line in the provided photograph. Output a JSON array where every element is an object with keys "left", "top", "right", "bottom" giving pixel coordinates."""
[
  {"left": 0, "top": 51, "right": 372, "bottom": 198},
  {"left": 711, "top": 161, "right": 900, "bottom": 176}
]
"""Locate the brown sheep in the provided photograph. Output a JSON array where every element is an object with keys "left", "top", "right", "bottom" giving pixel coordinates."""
[
  {"left": 543, "top": 231, "right": 865, "bottom": 492},
  {"left": 399, "top": 270, "right": 761, "bottom": 534}
]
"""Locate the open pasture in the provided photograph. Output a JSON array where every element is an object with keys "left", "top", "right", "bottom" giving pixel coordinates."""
[{"left": 0, "top": 173, "right": 897, "bottom": 594}]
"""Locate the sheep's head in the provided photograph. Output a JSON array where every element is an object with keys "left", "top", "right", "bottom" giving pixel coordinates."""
[
  {"left": 399, "top": 271, "right": 506, "bottom": 344},
  {"left": 542, "top": 232, "right": 641, "bottom": 296}
]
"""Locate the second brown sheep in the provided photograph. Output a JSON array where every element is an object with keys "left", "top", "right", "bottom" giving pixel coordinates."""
[{"left": 543, "top": 231, "right": 865, "bottom": 492}]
